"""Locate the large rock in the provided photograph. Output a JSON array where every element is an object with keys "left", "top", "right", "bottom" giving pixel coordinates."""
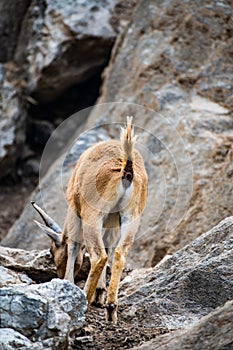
[
  {"left": 0, "top": 64, "right": 27, "bottom": 180},
  {"left": 0, "top": 217, "right": 232, "bottom": 349},
  {"left": 119, "top": 217, "right": 233, "bottom": 329},
  {"left": 0, "top": 0, "right": 31, "bottom": 62},
  {"left": 0, "top": 266, "right": 33, "bottom": 287},
  {"left": 2, "top": 0, "right": 233, "bottom": 271},
  {"left": 86, "top": 0, "right": 233, "bottom": 266},
  {"left": 96, "top": 0, "right": 233, "bottom": 110},
  {"left": 132, "top": 300, "right": 233, "bottom": 350},
  {"left": 0, "top": 328, "right": 42, "bottom": 350},
  {"left": 0, "top": 246, "right": 90, "bottom": 283},
  {"left": 15, "top": 0, "right": 137, "bottom": 102},
  {"left": 0, "top": 279, "right": 86, "bottom": 349},
  {"left": 0, "top": 246, "right": 56, "bottom": 282}
]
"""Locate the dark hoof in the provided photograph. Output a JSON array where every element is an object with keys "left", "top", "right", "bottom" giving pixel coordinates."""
[
  {"left": 105, "top": 303, "right": 115, "bottom": 311},
  {"left": 91, "top": 288, "right": 106, "bottom": 308},
  {"left": 105, "top": 303, "right": 118, "bottom": 323},
  {"left": 91, "top": 301, "right": 104, "bottom": 308}
]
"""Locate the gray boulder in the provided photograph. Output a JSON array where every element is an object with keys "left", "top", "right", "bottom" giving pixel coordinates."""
[
  {"left": 119, "top": 217, "right": 233, "bottom": 329},
  {"left": 0, "top": 246, "right": 90, "bottom": 283},
  {"left": 0, "top": 328, "right": 42, "bottom": 350},
  {"left": 0, "top": 246, "right": 56, "bottom": 282},
  {"left": 15, "top": 0, "right": 136, "bottom": 102},
  {"left": 0, "top": 266, "right": 33, "bottom": 287},
  {"left": 0, "top": 0, "right": 31, "bottom": 62},
  {"left": 0, "top": 64, "right": 26, "bottom": 180},
  {"left": 0, "top": 279, "right": 86, "bottom": 349},
  {"left": 132, "top": 300, "right": 233, "bottom": 350}
]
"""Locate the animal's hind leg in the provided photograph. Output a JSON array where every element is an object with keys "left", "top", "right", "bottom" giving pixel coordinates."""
[
  {"left": 92, "top": 264, "right": 107, "bottom": 307},
  {"left": 106, "top": 216, "right": 139, "bottom": 323},
  {"left": 93, "top": 216, "right": 120, "bottom": 307},
  {"left": 63, "top": 207, "right": 82, "bottom": 283},
  {"left": 82, "top": 216, "right": 108, "bottom": 307},
  {"left": 74, "top": 244, "right": 85, "bottom": 281}
]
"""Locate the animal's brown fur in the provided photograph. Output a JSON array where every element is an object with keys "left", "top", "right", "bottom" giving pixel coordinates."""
[{"left": 33, "top": 117, "right": 147, "bottom": 323}]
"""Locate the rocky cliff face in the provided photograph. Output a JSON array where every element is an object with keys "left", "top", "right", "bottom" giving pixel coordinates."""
[
  {"left": 0, "top": 0, "right": 136, "bottom": 181},
  {"left": 0, "top": 0, "right": 137, "bottom": 239},
  {"left": 0, "top": 0, "right": 31, "bottom": 62},
  {"left": 2, "top": 0, "right": 232, "bottom": 269},
  {"left": 0, "top": 0, "right": 233, "bottom": 349},
  {"left": 87, "top": 0, "right": 233, "bottom": 266},
  {"left": 15, "top": 0, "right": 117, "bottom": 102},
  {"left": 0, "top": 64, "right": 27, "bottom": 180}
]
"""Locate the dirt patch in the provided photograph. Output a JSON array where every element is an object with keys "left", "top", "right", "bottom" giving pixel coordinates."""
[
  {"left": 71, "top": 306, "right": 169, "bottom": 350},
  {"left": 71, "top": 272, "right": 169, "bottom": 350}
]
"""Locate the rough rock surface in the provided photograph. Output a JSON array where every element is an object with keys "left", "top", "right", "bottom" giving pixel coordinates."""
[
  {"left": 132, "top": 300, "right": 233, "bottom": 350},
  {"left": 1, "top": 125, "right": 109, "bottom": 249},
  {"left": 0, "top": 279, "right": 87, "bottom": 349},
  {"left": 0, "top": 328, "right": 42, "bottom": 350},
  {"left": 2, "top": 0, "right": 232, "bottom": 270},
  {"left": 86, "top": 0, "right": 233, "bottom": 266},
  {"left": 0, "top": 246, "right": 90, "bottom": 283},
  {"left": 0, "top": 218, "right": 232, "bottom": 349},
  {"left": 0, "top": 0, "right": 31, "bottom": 62},
  {"left": 119, "top": 217, "right": 233, "bottom": 329},
  {"left": 0, "top": 1, "right": 233, "bottom": 349},
  {"left": 15, "top": 0, "right": 134, "bottom": 102},
  {"left": 0, "top": 64, "right": 27, "bottom": 180},
  {"left": 0, "top": 246, "right": 56, "bottom": 282},
  {"left": 0, "top": 266, "right": 33, "bottom": 287}
]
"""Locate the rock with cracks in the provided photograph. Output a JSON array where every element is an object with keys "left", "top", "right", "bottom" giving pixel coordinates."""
[
  {"left": 119, "top": 217, "right": 233, "bottom": 330},
  {"left": 0, "top": 246, "right": 90, "bottom": 283},
  {"left": 86, "top": 0, "right": 233, "bottom": 267},
  {"left": 0, "top": 218, "right": 232, "bottom": 349},
  {"left": 0, "top": 64, "right": 27, "bottom": 180},
  {"left": 0, "top": 328, "right": 42, "bottom": 350},
  {"left": 0, "top": 279, "right": 87, "bottom": 349},
  {"left": 0, "top": 266, "right": 33, "bottom": 287},
  {"left": 15, "top": 0, "right": 135, "bottom": 102},
  {"left": 2, "top": 0, "right": 233, "bottom": 271},
  {"left": 131, "top": 300, "right": 233, "bottom": 350}
]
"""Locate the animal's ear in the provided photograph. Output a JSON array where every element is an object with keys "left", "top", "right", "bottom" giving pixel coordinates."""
[{"left": 34, "top": 220, "right": 62, "bottom": 247}]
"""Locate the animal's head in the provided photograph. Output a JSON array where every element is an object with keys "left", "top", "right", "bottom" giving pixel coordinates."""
[{"left": 31, "top": 201, "right": 67, "bottom": 278}]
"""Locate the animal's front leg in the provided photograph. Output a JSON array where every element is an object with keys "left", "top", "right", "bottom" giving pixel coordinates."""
[
  {"left": 63, "top": 208, "right": 82, "bottom": 283},
  {"left": 82, "top": 220, "right": 108, "bottom": 307},
  {"left": 105, "top": 246, "right": 127, "bottom": 323},
  {"left": 92, "top": 264, "right": 107, "bottom": 307},
  {"left": 84, "top": 246, "right": 108, "bottom": 306},
  {"left": 64, "top": 241, "right": 79, "bottom": 282},
  {"left": 92, "top": 224, "right": 118, "bottom": 307},
  {"left": 105, "top": 217, "right": 139, "bottom": 323}
]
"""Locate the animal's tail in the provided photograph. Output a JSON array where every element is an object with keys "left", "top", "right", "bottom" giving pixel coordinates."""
[
  {"left": 120, "top": 116, "right": 137, "bottom": 163},
  {"left": 120, "top": 116, "right": 137, "bottom": 187}
]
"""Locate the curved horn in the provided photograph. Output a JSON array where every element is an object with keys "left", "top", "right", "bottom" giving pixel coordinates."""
[
  {"left": 34, "top": 220, "right": 62, "bottom": 247},
  {"left": 31, "top": 201, "right": 62, "bottom": 233}
]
